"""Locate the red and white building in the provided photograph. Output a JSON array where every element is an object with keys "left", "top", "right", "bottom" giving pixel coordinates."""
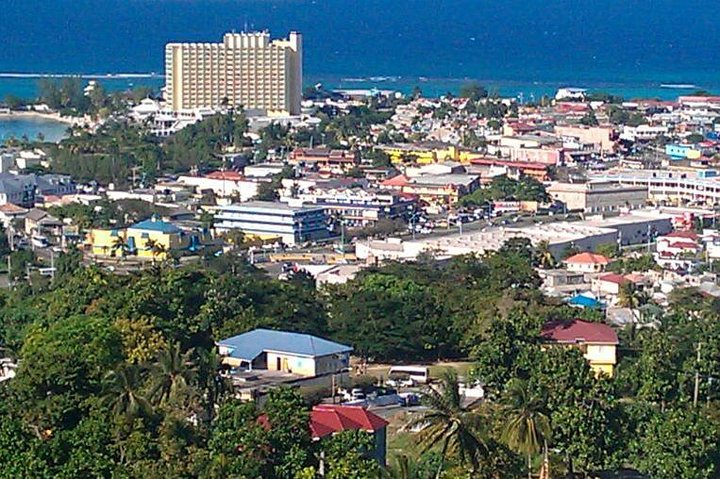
[{"left": 654, "top": 231, "right": 701, "bottom": 271}]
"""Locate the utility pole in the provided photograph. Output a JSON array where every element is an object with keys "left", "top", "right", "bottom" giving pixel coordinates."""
[
  {"left": 340, "top": 219, "right": 345, "bottom": 254},
  {"left": 694, "top": 342, "right": 703, "bottom": 408},
  {"left": 50, "top": 249, "right": 55, "bottom": 282}
]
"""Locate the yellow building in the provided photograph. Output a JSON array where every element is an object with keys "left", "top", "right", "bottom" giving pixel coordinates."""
[
  {"left": 379, "top": 144, "right": 476, "bottom": 165},
  {"left": 86, "top": 218, "right": 192, "bottom": 260},
  {"left": 541, "top": 319, "right": 619, "bottom": 376},
  {"left": 165, "top": 31, "right": 302, "bottom": 115}
]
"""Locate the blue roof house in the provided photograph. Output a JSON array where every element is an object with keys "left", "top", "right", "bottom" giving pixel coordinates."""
[{"left": 217, "top": 329, "right": 353, "bottom": 377}]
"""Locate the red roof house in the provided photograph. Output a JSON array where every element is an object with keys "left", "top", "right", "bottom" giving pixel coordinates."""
[
  {"left": 205, "top": 170, "right": 244, "bottom": 181},
  {"left": 598, "top": 273, "right": 629, "bottom": 286},
  {"left": 662, "top": 231, "right": 699, "bottom": 241},
  {"left": 259, "top": 404, "right": 389, "bottom": 464},
  {"left": 381, "top": 174, "right": 410, "bottom": 189},
  {"left": 541, "top": 319, "right": 619, "bottom": 376},
  {"left": 564, "top": 252, "right": 611, "bottom": 272},
  {"left": 310, "top": 405, "right": 388, "bottom": 439},
  {"left": 542, "top": 319, "right": 619, "bottom": 344}
]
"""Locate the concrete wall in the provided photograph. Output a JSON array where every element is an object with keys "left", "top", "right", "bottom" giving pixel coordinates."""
[{"left": 267, "top": 352, "right": 317, "bottom": 376}]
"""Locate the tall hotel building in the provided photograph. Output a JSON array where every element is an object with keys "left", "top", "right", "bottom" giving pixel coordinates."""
[{"left": 165, "top": 31, "right": 302, "bottom": 115}]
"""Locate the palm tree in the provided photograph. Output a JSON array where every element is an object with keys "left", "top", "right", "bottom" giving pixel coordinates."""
[
  {"left": 194, "top": 347, "right": 233, "bottom": 423},
  {"left": 534, "top": 241, "right": 556, "bottom": 269},
  {"left": 145, "top": 239, "right": 167, "bottom": 263},
  {"left": 407, "top": 370, "right": 488, "bottom": 478},
  {"left": 618, "top": 282, "right": 649, "bottom": 339},
  {"left": 102, "top": 363, "right": 153, "bottom": 421},
  {"left": 112, "top": 235, "right": 128, "bottom": 258},
  {"left": 148, "top": 342, "right": 197, "bottom": 407},
  {"left": 499, "top": 379, "right": 551, "bottom": 479}
]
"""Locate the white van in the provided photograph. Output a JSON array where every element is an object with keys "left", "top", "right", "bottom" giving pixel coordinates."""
[{"left": 386, "top": 366, "right": 430, "bottom": 387}]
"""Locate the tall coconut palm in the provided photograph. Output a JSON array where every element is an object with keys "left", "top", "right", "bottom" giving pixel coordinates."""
[
  {"left": 618, "top": 281, "right": 649, "bottom": 339},
  {"left": 194, "top": 347, "right": 233, "bottom": 423},
  {"left": 534, "top": 241, "right": 556, "bottom": 269},
  {"left": 499, "top": 379, "right": 551, "bottom": 479},
  {"left": 102, "top": 363, "right": 153, "bottom": 422},
  {"left": 407, "top": 370, "right": 488, "bottom": 478},
  {"left": 148, "top": 342, "right": 197, "bottom": 407}
]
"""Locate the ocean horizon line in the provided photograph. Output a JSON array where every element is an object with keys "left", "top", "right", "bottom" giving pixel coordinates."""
[{"left": 0, "top": 73, "right": 163, "bottom": 79}]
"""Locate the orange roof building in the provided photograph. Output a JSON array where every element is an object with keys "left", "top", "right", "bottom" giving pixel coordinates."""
[{"left": 564, "top": 252, "right": 611, "bottom": 273}]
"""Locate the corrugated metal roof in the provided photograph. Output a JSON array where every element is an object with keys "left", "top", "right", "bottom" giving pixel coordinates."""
[
  {"left": 217, "top": 328, "right": 353, "bottom": 360},
  {"left": 129, "top": 218, "right": 182, "bottom": 234}
]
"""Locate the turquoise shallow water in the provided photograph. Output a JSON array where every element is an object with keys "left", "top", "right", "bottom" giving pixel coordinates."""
[{"left": 0, "top": 116, "right": 69, "bottom": 144}]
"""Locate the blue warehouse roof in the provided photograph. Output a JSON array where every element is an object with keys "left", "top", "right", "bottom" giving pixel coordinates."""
[
  {"left": 129, "top": 218, "right": 182, "bottom": 234},
  {"left": 217, "top": 328, "right": 353, "bottom": 361}
]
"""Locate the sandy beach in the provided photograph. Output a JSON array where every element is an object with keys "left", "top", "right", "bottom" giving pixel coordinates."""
[{"left": 0, "top": 109, "right": 84, "bottom": 126}]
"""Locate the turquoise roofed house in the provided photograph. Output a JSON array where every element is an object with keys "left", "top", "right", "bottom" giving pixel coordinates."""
[
  {"left": 125, "top": 216, "right": 190, "bottom": 260},
  {"left": 217, "top": 328, "right": 352, "bottom": 378},
  {"left": 130, "top": 217, "right": 183, "bottom": 234}
]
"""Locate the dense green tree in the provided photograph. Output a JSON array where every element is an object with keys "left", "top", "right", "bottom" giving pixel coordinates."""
[
  {"left": 326, "top": 272, "right": 448, "bottom": 361},
  {"left": 633, "top": 408, "right": 720, "bottom": 479},
  {"left": 11, "top": 315, "right": 123, "bottom": 429},
  {"left": 321, "top": 430, "right": 382, "bottom": 479},
  {"left": 459, "top": 83, "right": 489, "bottom": 101}
]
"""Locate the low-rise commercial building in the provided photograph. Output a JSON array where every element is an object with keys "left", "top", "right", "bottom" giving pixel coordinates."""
[
  {"left": 547, "top": 181, "right": 648, "bottom": 214},
  {"left": 289, "top": 188, "right": 414, "bottom": 227},
  {"left": 217, "top": 328, "right": 352, "bottom": 378},
  {"left": 356, "top": 209, "right": 674, "bottom": 262},
  {"left": 289, "top": 148, "right": 359, "bottom": 173},
  {"left": 215, "top": 201, "right": 330, "bottom": 245},
  {"left": 590, "top": 169, "right": 720, "bottom": 206},
  {"left": 378, "top": 144, "right": 475, "bottom": 165},
  {"left": 554, "top": 125, "right": 616, "bottom": 153}
]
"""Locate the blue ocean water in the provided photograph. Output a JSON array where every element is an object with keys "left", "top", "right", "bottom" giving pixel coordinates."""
[{"left": 1, "top": 0, "right": 719, "bottom": 141}]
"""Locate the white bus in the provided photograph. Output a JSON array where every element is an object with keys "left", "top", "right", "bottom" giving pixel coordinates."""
[{"left": 386, "top": 366, "right": 430, "bottom": 387}]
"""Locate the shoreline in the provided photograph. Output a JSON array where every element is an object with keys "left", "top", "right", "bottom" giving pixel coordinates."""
[{"left": 0, "top": 109, "right": 83, "bottom": 126}]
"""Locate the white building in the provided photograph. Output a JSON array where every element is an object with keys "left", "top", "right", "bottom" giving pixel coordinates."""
[
  {"left": 620, "top": 125, "right": 669, "bottom": 142},
  {"left": 590, "top": 169, "right": 720, "bottom": 206},
  {"left": 555, "top": 88, "right": 587, "bottom": 101},
  {"left": 215, "top": 201, "right": 330, "bottom": 245},
  {"left": 130, "top": 99, "right": 216, "bottom": 137},
  {"left": 165, "top": 31, "right": 303, "bottom": 115},
  {"left": 285, "top": 188, "right": 414, "bottom": 227},
  {"left": 178, "top": 171, "right": 262, "bottom": 200}
]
